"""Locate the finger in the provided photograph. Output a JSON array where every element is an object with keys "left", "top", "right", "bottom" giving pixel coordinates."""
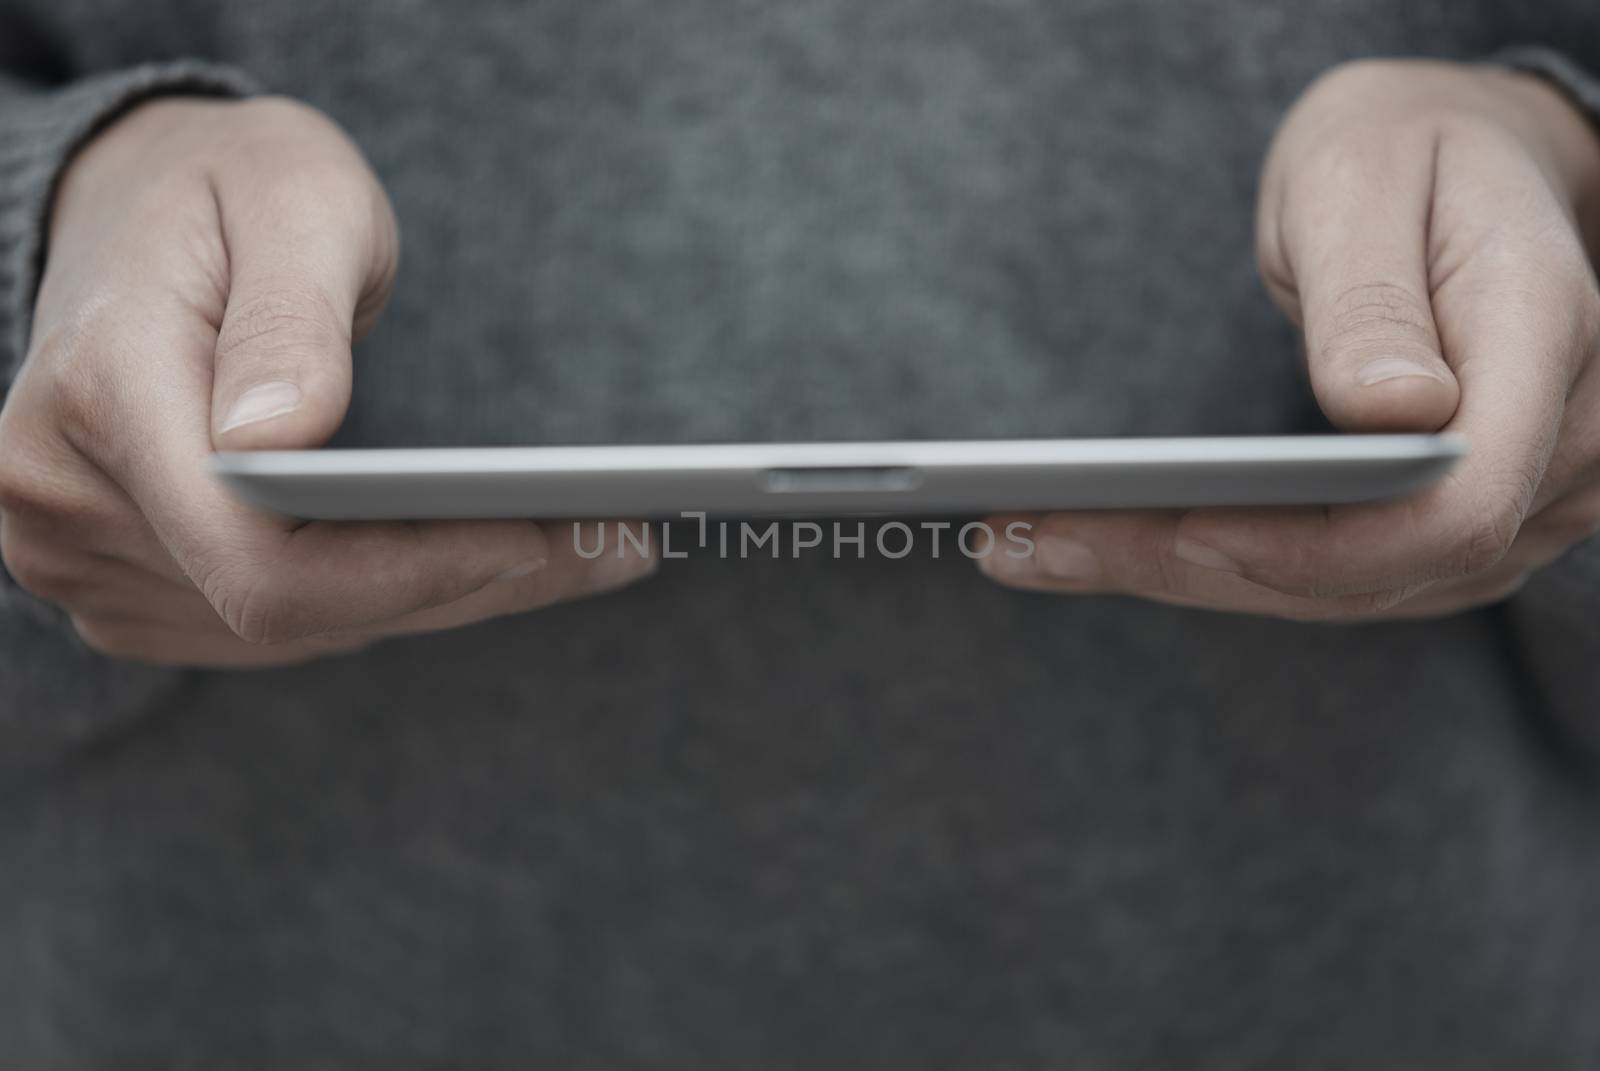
[
  {"left": 0, "top": 539, "right": 216, "bottom": 627},
  {"left": 1373, "top": 467, "right": 1600, "bottom": 618},
  {"left": 1372, "top": 572, "right": 1528, "bottom": 620},
  {"left": 982, "top": 462, "right": 1599, "bottom": 624},
  {"left": 58, "top": 523, "right": 658, "bottom": 637},
  {"left": 19, "top": 517, "right": 658, "bottom": 640},
  {"left": 206, "top": 517, "right": 563, "bottom": 644},
  {"left": 70, "top": 613, "right": 373, "bottom": 668},
  {"left": 1175, "top": 140, "right": 1588, "bottom": 598},
  {"left": 76, "top": 289, "right": 555, "bottom": 648},
  {"left": 1276, "top": 128, "right": 1460, "bottom": 432},
  {"left": 364, "top": 521, "right": 659, "bottom": 638},
  {"left": 1530, "top": 346, "right": 1600, "bottom": 512},
  {"left": 75, "top": 521, "right": 661, "bottom": 663},
  {"left": 209, "top": 140, "right": 397, "bottom": 451},
  {"left": 0, "top": 488, "right": 193, "bottom": 587},
  {"left": 979, "top": 511, "right": 1415, "bottom": 622}
]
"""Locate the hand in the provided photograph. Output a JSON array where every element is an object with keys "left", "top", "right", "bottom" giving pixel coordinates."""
[
  {"left": 983, "top": 59, "right": 1600, "bottom": 620},
  {"left": 0, "top": 96, "right": 655, "bottom": 666}
]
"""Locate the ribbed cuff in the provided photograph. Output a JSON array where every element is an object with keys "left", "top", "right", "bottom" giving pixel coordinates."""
[{"left": 0, "top": 59, "right": 260, "bottom": 389}]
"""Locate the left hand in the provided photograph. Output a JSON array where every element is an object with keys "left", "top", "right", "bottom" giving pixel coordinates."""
[{"left": 982, "top": 59, "right": 1600, "bottom": 620}]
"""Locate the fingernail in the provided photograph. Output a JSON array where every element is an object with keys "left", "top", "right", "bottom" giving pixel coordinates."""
[
  {"left": 1175, "top": 534, "right": 1241, "bottom": 574},
  {"left": 1036, "top": 534, "right": 1099, "bottom": 580},
  {"left": 220, "top": 380, "right": 302, "bottom": 432},
  {"left": 495, "top": 558, "right": 547, "bottom": 583},
  {"left": 1356, "top": 357, "right": 1447, "bottom": 387}
]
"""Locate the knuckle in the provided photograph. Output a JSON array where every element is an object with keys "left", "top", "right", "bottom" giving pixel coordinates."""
[
  {"left": 1305, "top": 58, "right": 1403, "bottom": 103},
  {"left": 1427, "top": 109, "right": 1512, "bottom": 151},
  {"left": 0, "top": 488, "right": 107, "bottom": 605},
  {"left": 0, "top": 460, "right": 99, "bottom": 527},
  {"left": 1316, "top": 281, "right": 1437, "bottom": 364},
  {"left": 19, "top": 307, "right": 126, "bottom": 460},
  {"left": 224, "top": 592, "right": 281, "bottom": 646},
  {"left": 223, "top": 99, "right": 385, "bottom": 220},
  {"left": 47, "top": 364, "right": 114, "bottom": 458},
  {"left": 0, "top": 454, "right": 41, "bottom": 516},
  {"left": 198, "top": 559, "right": 303, "bottom": 646},
  {"left": 240, "top": 94, "right": 324, "bottom": 126},
  {"left": 1455, "top": 501, "right": 1524, "bottom": 577},
  {"left": 239, "top": 95, "right": 353, "bottom": 146},
  {"left": 119, "top": 164, "right": 217, "bottom": 234},
  {"left": 304, "top": 154, "right": 381, "bottom": 210},
  {"left": 1214, "top": 525, "right": 1321, "bottom": 599},
  {"left": 215, "top": 286, "right": 348, "bottom": 366},
  {"left": 1247, "top": 550, "right": 1332, "bottom": 599},
  {"left": 409, "top": 553, "right": 484, "bottom": 611},
  {"left": 262, "top": 154, "right": 382, "bottom": 237},
  {"left": 379, "top": 521, "right": 489, "bottom": 608},
  {"left": 0, "top": 403, "right": 51, "bottom": 516},
  {"left": 230, "top": 584, "right": 296, "bottom": 647},
  {"left": 1300, "top": 59, "right": 1472, "bottom": 123},
  {"left": 0, "top": 532, "right": 67, "bottom": 600},
  {"left": 238, "top": 100, "right": 375, "bottom": 186},
  {"left": 1291, "top": 133, "right": 1378, "bottom": 193}
]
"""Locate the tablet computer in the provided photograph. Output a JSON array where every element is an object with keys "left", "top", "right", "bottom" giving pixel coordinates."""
[{"left": 211, "top": 434, "right": 1466, "bottom": 521}]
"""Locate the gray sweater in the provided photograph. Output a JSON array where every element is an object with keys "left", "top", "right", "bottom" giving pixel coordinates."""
[{"left": 3, "top": 2, "right": 1600, "bottom": 1067}]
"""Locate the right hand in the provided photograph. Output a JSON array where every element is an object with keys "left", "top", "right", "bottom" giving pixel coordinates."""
[{"left": 0, "top": 95, "right": 656, "bottom": 667}]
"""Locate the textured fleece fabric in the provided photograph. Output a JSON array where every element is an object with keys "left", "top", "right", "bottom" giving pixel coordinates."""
[{"left": 3, "top": 2, "right": 1600, "bottom": 1068}]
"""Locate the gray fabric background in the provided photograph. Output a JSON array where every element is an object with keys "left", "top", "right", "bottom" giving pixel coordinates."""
[{"left": 2, "top": 1, "right": 1599, "bottom": 1066}]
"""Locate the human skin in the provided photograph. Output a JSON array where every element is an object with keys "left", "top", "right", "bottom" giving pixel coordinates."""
[
  {"left": 985, "top": 60, "right": 1600, "bottom": 621},
  {"left": 3, "top": 62, "right": 1599, "bottom": 667},
  {"left": 0, "top": 96, "right": 656, "bottom": 666}
]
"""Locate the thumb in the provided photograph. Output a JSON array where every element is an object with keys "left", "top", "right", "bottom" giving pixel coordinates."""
[
  {"left": 1278, "top": 142, "right": 1461, "bottom": 433},
  {"left": 210, "top": 174, "right": 396, "bottom": 451},
  {"left": 211, "top": 283, "right": 356, "bottom": 451}
]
